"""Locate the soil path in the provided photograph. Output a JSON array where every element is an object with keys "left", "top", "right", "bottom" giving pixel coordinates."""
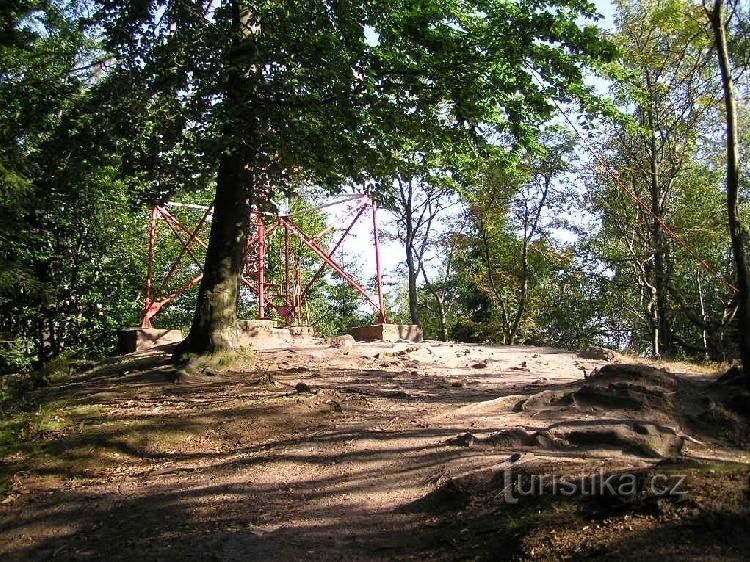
[{"left": 0, "top": 341, "right": 742, "bottom": 560}]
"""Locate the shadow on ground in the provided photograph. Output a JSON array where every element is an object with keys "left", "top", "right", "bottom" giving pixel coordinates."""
[{"left": 1, "top": 345, "right": 748, "bottom": 561}]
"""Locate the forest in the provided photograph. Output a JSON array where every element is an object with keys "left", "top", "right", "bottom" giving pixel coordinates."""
[
  {"left": 1, "top": 0, "right": 748, "bottom": 374},
  {"left": 2, "top": 1, "right": 750, "bottom": 559}
]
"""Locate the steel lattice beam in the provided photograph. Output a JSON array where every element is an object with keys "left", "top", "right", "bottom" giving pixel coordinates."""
[{"left": 142, "top": 196, "right": 387, "bottom": 328}]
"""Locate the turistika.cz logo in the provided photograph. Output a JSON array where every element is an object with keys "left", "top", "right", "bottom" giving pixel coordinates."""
[{"left": 502, "top": 468, "right": 687, "bottom": 504}]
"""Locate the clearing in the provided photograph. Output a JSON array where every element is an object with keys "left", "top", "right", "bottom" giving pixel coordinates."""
[{"left": 1, "top": 339, "right": 749, "bottom": 561}]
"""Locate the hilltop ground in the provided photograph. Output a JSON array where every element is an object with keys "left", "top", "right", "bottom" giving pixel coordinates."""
[{"left": 1, "top": 338, "right": 749, "bottom": 561}]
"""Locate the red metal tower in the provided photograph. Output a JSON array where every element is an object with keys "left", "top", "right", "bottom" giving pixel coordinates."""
[{"left": 141, "top": 194, "right": 387, "bottom": 329}]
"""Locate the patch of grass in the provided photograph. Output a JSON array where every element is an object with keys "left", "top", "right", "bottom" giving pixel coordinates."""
[
  {"left": 648, "top": 356, "right": 729, "bottom": 377},
  {"left": 0, "top": 396, "right": 105, "bottom": 498},
  {"left": 83, "top": 353, "right": 171, "bottom": 379},
  {"left": 39, "top": 351, "right": 77, "bottom": 383},
  {"left": 0, "top": 412, "right": 27, "bottom": 456},
  {"left": 0, "top": 372, "right": 39, "bottom": 416},
  {"left": 0, "top": 402, "right": 103, "bottom": 456},
  {"left": 0, "top": 351, "right": 80, "bottom": 417},
  {"left": 181, "top": 350, "right": 255, "bottom": 374}
]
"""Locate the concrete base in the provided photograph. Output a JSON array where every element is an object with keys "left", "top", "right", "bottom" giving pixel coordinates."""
[
  {"left": 236, "top": 319, "right": 277, "bottom": 335},
  {"left": 289, "top": 325, "right": 315, "bottom": 338},
  {"left": 349, "top": 323, "right": 423, "bottom": 343},
  {"left": 235, "top": 319, "right": 293, "bottom": 349},
  {"left": 117, "top": 328, "right": 183, "bottom": 354}
]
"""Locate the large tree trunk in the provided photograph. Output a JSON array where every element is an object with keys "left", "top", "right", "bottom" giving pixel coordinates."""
[
  {"left": 178, "top": 0, "right": 255, "bottom": 354},
  {"left": 709, "top": 0, "right": 750, "bottom": 374},
  {"left": 179, "top": 157, "right": 252, "bottom": 353}
]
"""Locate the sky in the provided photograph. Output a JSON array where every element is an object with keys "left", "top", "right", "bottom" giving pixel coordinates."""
[{"left": 595, "top": 0, "right": 615, "bottom": 29}]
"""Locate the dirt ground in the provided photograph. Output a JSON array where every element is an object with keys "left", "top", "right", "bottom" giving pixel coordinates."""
[{"left": 1, "top": 338, "right": 749, "bottom": 561}]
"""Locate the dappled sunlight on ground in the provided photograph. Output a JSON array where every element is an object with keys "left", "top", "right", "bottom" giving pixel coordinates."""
[{"left": 0, "top": 340, "right": 747, "bottom": 560}]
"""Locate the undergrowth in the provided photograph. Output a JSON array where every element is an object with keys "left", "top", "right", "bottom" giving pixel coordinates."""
[{"left": 0, "top": 351, "right": 82, "bottom": 496}]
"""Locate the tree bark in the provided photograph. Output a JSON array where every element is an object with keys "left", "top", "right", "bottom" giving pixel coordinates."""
[
  {"left": 421, "top": 267, "right": 447, "bottom": 341},
  {"left": 178, "top": 0, "right": 255, "bottom": 354},
  {"left": 420, "top": 238, "right": 453, "bottom": 342},
  {"left": 396, "top": 177, "right": 422, "bottom": 326},
  {"left": 644, "top": 70, "right": 673, "bottom": 357},
  {"left": 179, "top": 157, "right": 252, "bottom": 353},
  {"left": 508, "top": 176, "right": 550, "bottom": 345},
  {"left": 406, "top": 244, "right": 422, "bottom": 325},
  {"left": 476, "top": 216, "right": 510, "bottom": 340},
  {"left": 708, "top": 0, "right": 750, "bottom": 374},
  {"left": 508, "top": 210, "right": 529, "bottom": 345},
  {"left": 404, "top": 208, "right": 421, "bottom": 325},
  {"left": 697, "top": 273, "right": 709, "bottom": 361},
  {"left": 406, "top": 248, "right": 421, "bottom": 326},
  {"left": 436, "top": 296, "right": 447, "bottom": 341}
]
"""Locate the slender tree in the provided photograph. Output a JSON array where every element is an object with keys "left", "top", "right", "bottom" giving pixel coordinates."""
[
  {"left": 462, "top": 132, "right": 574, "bottom": 344},
  {"left": 606, "top": 0, "right": 718, "bottom": 357},
  {"left": 420, "top": 233, "right": 457, "bottom": 341},
  {"left": 705, "top": 0, "right": 749, "bottom": 372},
  {"left": 391, "top": 171, "right": 454, "bottom": 327}
]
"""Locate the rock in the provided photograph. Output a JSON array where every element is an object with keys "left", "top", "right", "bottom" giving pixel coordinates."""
[
  {"left": 574, "top": 383, "right": 669, "bottom": 412},
  {"left": 326, "top": 400, "right": 342, "bottom": 412},
  {"left": 328, "top": 335, "right": 355, "bottom": 349},
  {"left": 717, "top": 364, "right": 747, "bottom": 385},
  {"left": 510, "top": 364, "right": 679, "bottom": 424},
  {"left": 588, "top": 363, "right": 678, "bottom": 390},
  {"left": 573, "top": 364, "right": 679, "bottom": 416},
  {"left": 447, "top": 432, "right": 475, "bottom": 447},
  {"left": 117, "top": 327, "right": 183, "bottom": 354},
  {"left": 295, "top": 382, "right": 313, "bottom": 393},
  {"left": 521, "top": 390, "right": 572, "bottom": 411},
  {"left": 485, "top": 429, "right": 540, "bottom": 447},
  {"left": 471, "top": 362, "right": 487, "bottom": 369},
  {"left": 578, "top": 346, "right": 618, "bottom": 361},
  {"left": 548, "top": 421, "right": 684, "bottom": 458}
]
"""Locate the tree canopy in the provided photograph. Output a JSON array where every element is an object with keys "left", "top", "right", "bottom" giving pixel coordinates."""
[{"left": 1, "top": 0, "right": 749, "bottom": 375}]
